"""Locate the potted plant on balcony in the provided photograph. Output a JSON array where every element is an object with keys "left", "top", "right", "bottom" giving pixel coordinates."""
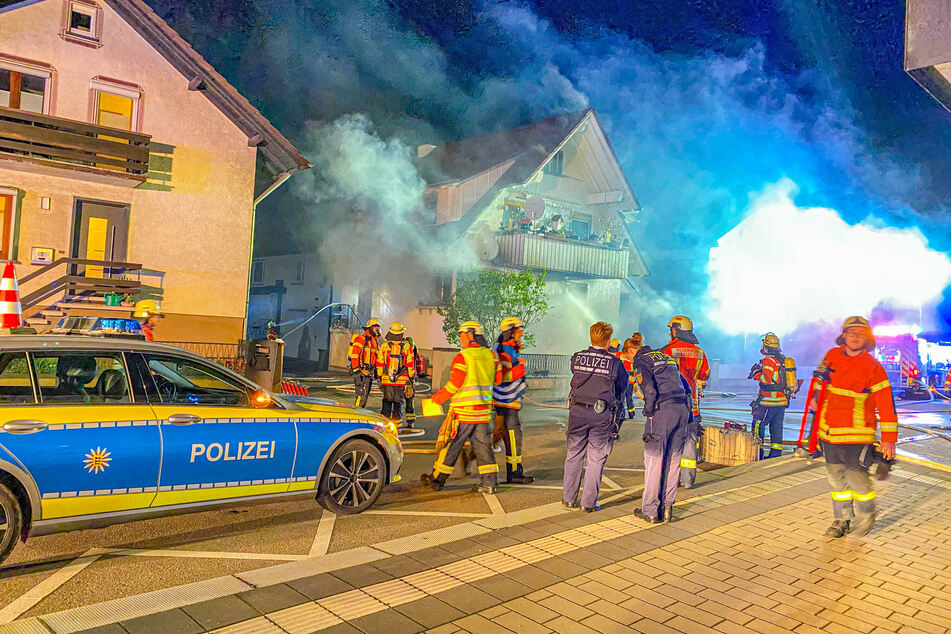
[{"left": 120, "top": 293, "right": 138, "bottom": 307}]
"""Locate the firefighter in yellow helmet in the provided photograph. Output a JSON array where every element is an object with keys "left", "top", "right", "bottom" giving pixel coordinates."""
[
  {"left": 133, "top": 300, "right": 162, "bottom": 342},
  {"left": 376, "top": 322, "right": 416, "bottom": 425},
  {"left": 492, "top": 316, "right": 534, "bottom": 484},
  {"left": 749, "top": 332, "right": 789, "bottom": 459},
  {"left": 421, "top": 320, "right": 502, "bottom": 493},
  {"left": 347, "top": 318, "right": 381, "bottom": 408}
]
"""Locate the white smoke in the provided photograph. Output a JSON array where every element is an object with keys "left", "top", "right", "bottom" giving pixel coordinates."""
[{"left": 708, "top": 180, "right": 951, "bottom": 334}]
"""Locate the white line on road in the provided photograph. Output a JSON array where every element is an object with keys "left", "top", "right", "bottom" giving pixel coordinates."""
[
  {"left": 483, "top": 492, "right": 505, "bottom": 515},
  {"left": 604, "top": 467, "right": 645, "bottom": 472},
  {"left": 600, "top": 474, "right": 623, "bottom": 490},
  {"left": 106, "top": 548, "right": 307, "bottom": 561},
  {"left": 0, "top": 548, "right": 105, "bottom": 624},
  {"left": 309, "top": 510, "right": 336, "bottom": 557},
  {"left": 364, "top": 510, "right": 491, "bottom": 518}
]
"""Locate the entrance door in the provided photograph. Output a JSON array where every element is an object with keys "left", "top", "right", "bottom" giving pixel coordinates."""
[
  {"left": 74, "top": 200, "right": 128, "bottom": 278},
  {"left": 0, "top": 194, "right": 13, "bottom": 260}
]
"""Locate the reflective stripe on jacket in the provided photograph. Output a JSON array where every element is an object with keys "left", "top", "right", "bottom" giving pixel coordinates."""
[
  {"left": 753, "top": 355, "right": 788, "bottom": 407},
  {"left": 376, "top": 340, "right": 415, "bottom": 386},
  {"left": 816, "top": 346, "right": 898, "bottom": 445},
  {"left": 348, "top": 333, "right": 378, "bottom": 371},
  {"left": 493, "top": 339, "right": 527, "bottom": 409},
  {"left": 660, "top": 338, "right": 710, "bottom": 415},
  {"left": 432, "top": 344, "right": 501, "bottom": 423}
]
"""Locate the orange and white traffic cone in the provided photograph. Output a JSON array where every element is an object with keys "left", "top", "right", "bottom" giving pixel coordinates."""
[{"left": 0, "top": 261, "right": 21, "bottom": 330}]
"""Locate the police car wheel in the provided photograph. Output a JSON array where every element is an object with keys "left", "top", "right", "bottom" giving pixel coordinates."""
[
  {"left": 0, "top": 482, "right": 22, "bottom": 567},
  {"left": 318, "top": 439, "right": 385, "bottom": 515}
]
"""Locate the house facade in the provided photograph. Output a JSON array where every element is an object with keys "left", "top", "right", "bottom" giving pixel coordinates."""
[
  {"left": 905, "top": 0, "right": 951, "bottom": 111},
  {"left": 0, "top": 0, "right": 309, "bottom": 342}
]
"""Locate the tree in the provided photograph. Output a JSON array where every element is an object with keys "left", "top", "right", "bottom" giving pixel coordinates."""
[{"left": 438, "top": 270, "right": 549, "bottom": 347}]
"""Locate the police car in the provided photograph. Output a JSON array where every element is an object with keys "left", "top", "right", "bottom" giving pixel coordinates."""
[{"left": 0, "top": 336, "right": 403, "bottom": 566}]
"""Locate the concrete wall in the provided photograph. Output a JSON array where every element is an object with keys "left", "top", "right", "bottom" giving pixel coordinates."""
[{"left": 0, "top": 0, "right": 259, "bottom": 342}]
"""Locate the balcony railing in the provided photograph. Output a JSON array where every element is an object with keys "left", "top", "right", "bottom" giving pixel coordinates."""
[
  {"left": 0, "top": 106, "right": 150, "bottom": 183},
  {"left": 496, "top": 232, "right": 630, "bottom": 278}
]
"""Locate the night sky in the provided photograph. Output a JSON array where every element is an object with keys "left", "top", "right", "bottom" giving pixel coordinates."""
[{"left": 149, "top": 0, "right": 951, "bottom": 334}]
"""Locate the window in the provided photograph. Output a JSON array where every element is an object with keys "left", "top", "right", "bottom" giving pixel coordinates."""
[
  {"left": 0, "top": 65, "right": 49, "bottom": 114},
  {"left": 63, "top": 1, "right": 102, "bottom": 45},
  {"left": 92, "top": 80, "right": 141, "bottom": 131},
  {"left": 295, "top": 258, "right": 305, "bottom": 283},
  {"left": 144, "top": 355, "right": 250, "bottom": 406},
  {"left": 251, "top": 261, "right": 264, "bottom": 284},
  {"left": 33, "top": 352, "right": 131, "bottom": 404},
  {"left": 0, "top": 352, "right": 35, "bottom": 404},
  {"left": 543, "top": 151, "right": 564, "bottom": 176},
  {"left": 570, "top": 217, "right": 591, "bottom": 239}
]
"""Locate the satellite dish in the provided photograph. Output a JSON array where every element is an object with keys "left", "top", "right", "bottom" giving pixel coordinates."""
[
  {"left": 474, "top": 226, "right": 500, "bottom": 261},
  {"left": 524, "top": 196, "right": 545, "bottom": 220}
]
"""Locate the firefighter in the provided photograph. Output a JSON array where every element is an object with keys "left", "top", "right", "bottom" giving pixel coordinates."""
[
  {"left": 493, "top": 317, "right": 534, "bottom": 484},
  {"left": 944, "top": 367, "right": 951, "bottom": 393},
  {"left": 608, "top": 338, "right": 621, "bottom": 354},
  {"left": 749, "top": 332, "right": 788, "bottom": 459},
  {"left": 632, "top": 341, "right": 692, "bottom": 523},
  {"left": 347, "top": 318, "right": 381, "bottom": 408},
  {"left": 618, "top": 334, "right": 644, "bottom": 413},
  {"left": 402, "top": 336, "right": 427, "bottom": 430},
  {"left": 562, "top": 322, "right": 629, "bottom": 512},
  {"left": 266, "top": 320, "right": 280, "bottom": 341},
  {"left": 420, "top": 321, "right": 501, "bottom": 493},
  {"left": 813, "top": 316, "right": 897, "bottom": 538},
  {"left": 661, "top": 315, "right": 710, "bottom": 488},
  {"left": 133, "top": 300, "right": 162, "bottom": 342},
  {"left": 376, "top": 322, "right": 416, "bottom": 425}
]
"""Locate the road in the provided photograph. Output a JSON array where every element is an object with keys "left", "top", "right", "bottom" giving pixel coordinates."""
[{"left": 1, "top": 379, "right": 948, "bottom": 624}]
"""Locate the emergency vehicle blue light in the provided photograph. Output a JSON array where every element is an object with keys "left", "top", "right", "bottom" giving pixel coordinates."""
[
  {"left": 99, "top": 318, "right": 142, "bottom": 333},
  {"left": 187, "top": 394, "right": 201, "bottom": 404}
]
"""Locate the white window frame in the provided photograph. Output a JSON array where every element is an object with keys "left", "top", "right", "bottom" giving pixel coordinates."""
[
  {"left": 294, "top": 258, "right": 305, "bottom": 283},
  {"left": 90, "top": 79, "right": 141, "bottom": 131},
  {"left": 0, "top": 59, "right": 52, "bottom": 115},
  {"left": 63, "top": 1, "right": 103, "bottom": 45},
  {"left": 0, "top": 187, "right": 19, "bottom": 262}
]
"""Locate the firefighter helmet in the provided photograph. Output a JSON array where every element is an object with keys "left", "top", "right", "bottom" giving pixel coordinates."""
[
  {"left": 609, "top": 338, "right": 621, "bottom": 350},
  {"left": 388, "top": 322, "right": 405, "bottom": 336},
  {"left": 458, "top": 320, "right": 483, "bottom": 335},
  {"left": 836, "top": 315, "right": 875, "bottom": 350},
  {"left": 668, "top": 315, "right": 693, "bottom": 331},
  {"left": 500, "top": 316, "right": 523, "bottom": 331},
  {"left": 762, "top": 332, "right": 781, "bottom": 349},
  {"left": 133, "top": 300, "right": 160, "bottom": 319},
  {"left": 365, "top": 318, "right": 381, "bottom": 329}
]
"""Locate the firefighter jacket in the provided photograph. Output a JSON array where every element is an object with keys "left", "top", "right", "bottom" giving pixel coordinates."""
[
  {"left": 493, "top": 339, "right": 527, "bottom": 409},
  {"left": 633, "top": 346, "right": 692, "bottom": 417},
  {"left": 614, "top": 352, "right": 638, "bottom": 416},
  {"left": 660, "top": 337, "right": 710, "bottom": 415},
  {"left": 752, "top": 355, "right": 789, "bottom": 407},
  {"left": 431, "top": 343, "right": 501, "bottom": 424},
  {"left": 376, "top": 340, "right": 415, "bottom": 386},
  {"left": 816, "top": 346, "right": 898, "bottom": 446},
  {"left": 945, "top": 369, "right": 951, "bottom": 391},
  {"left": 348, "top": 332, "right": 379, "bottom": 374}
]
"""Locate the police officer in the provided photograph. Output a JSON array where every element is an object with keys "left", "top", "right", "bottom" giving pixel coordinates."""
[
  {"left": 347, "top": 318, "right": 381, "bottom": 408},
  {"left": 631, "top": 341, "right": 692, "bottom": 523},
  {"left": 562, "top": 321, "right": 629, "bottom": 512}
]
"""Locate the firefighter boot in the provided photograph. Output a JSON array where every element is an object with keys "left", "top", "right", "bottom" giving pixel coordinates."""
[
  {"left": 506, "top": 464, "right": 535, "bottom": 485},
  {"left": 419, "top": 473, "right": 443, "bottom": 491},
  {"left": 851, "top": 513, "right": 876, "bottom": 537},
  {"left": 824, "top": 519, "right": 851, "bottom": 538}
]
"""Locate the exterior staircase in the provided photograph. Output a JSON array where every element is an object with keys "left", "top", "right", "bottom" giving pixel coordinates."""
[{"left": 25, "top": 295, "right": 137, "bottom": 331}]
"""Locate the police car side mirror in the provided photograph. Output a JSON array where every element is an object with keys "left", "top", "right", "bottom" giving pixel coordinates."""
[{"left": 250, "top": 390, "right": 272, "bottom": 408}]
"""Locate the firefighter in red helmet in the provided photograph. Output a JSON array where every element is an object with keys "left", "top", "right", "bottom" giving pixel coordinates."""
[{"left": 660, "top": 315, "right": 710, "bottom": 488}]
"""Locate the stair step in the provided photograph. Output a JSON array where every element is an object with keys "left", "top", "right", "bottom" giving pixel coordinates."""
[
  {"left": 41, "top": 309, "right": 65, "bottom": 317},
  {"left": 26, "top": 317, "right": 49, "bottom": 326}
]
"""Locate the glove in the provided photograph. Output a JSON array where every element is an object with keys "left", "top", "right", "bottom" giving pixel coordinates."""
[{"left": 747, "top": 363, "right": 762, "bottom": 379}]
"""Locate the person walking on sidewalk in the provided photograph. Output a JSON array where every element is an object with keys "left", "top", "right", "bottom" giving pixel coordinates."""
[
  {"left": 420, "top": 321, "right": 502, "bottom": 494},
  {"left": 814, "top": 316, "right": 897, "bottom": 538},
  {"left": 631, "top": 341, "right": 692, "bottom": 524},
  {"left": 562, "top": 321, "right": 629, "bottom": 513},
  {"left": 493, "top": 317, "right": 534, "bottom": 484}
]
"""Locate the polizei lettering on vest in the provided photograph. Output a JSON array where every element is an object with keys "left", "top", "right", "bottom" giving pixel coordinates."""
[
  {"left": 190, "top": 441, "right": 277, "bottom": 463},
  {"left": 573, "top": 352, "right": 612, "bottom": 376}
]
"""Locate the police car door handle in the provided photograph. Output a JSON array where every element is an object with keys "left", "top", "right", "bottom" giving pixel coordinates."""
[
  {"left": 167, "top": 413, "right": 202, "bottom": 426},
  {"left": 3, "top": 419, "right": 48, "bottom": 434}
]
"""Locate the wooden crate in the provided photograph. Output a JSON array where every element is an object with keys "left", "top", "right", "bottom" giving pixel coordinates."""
[{"left": 699, "top": 426, "right": 760, "bottom": 466}]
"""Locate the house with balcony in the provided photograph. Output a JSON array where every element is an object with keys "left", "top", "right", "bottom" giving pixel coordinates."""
[{"left": 0, "top": 0, "right": 310, "bottom": 342}]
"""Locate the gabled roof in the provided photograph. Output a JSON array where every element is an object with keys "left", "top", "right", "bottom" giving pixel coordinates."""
[{"left": 1, "top": 0, "right": 311, "bottom": 182}]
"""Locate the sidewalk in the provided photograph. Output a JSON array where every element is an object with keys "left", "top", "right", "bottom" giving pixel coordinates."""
[{"left": 12, "top": 457, "right": 951, "bottom": 634}]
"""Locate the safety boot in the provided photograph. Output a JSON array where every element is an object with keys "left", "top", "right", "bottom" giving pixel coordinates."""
[
  {"left": 850, "top": 513, "right": 876, "bottom": 537},
  {"left": 663, "top": 505, "right": 674, "bottom": 523},
  {"left": 419, "top": 473, "right": 443, "bottom": 491},
  {"left": 824, "top": 519, "right": 850, "bottom": 538},
  {"left": 506, "top": 466, "right": 534, "bottom": 485}
]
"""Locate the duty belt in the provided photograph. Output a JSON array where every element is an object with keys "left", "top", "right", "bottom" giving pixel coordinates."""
[{"left": 570, "top": 397, "right": 617, "bottom": 414}]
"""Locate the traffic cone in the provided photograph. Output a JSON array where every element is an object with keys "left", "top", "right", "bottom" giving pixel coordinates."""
[{"left": 0, "top": 261, "right": 21, "bottom": 329}]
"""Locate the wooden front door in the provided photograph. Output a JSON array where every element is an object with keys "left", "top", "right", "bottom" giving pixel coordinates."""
[
  {"left": 0, "top": 194, "right": 12, "bottom": 261},
  {"left": 73, "top": 200, "right": 129, "bottom": 278}
]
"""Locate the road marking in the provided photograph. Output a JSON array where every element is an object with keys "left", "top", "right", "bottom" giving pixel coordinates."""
[
  {"left": 603, "top": 467, "right": 645, "bottom": 472},
  {"left": 0, "top": 548, "right": 105, "bottom": 624},
  {"left": 309, "top": 509, "right": 336, "bottom": 557},
  {"left": 105, "top": 548, "right": 307, "bottom": 561},
  {"left": 483, "top": 492, "right": 505, "bottom": 515},
  {"left": 600, "top": 474, "right": 622, "bottom": 490},
  {"left": 364, "top": 510, "right": 491, "bottom": 518}
]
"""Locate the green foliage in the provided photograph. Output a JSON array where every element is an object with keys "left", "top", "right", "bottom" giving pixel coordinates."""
[{"left": 438, "top": 270, "right": 549, "bottom": 347}]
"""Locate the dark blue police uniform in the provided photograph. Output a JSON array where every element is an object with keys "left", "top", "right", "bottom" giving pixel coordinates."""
[
  {"left": 634, "top": 346, "right": 692, "bottom": 520},
  {"left": 562, "top": 345, "right": 629, "bottom": 510}
]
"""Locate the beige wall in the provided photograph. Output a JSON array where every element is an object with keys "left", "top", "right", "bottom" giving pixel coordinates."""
[{"left": 0, "top": 0, "right": 258, "bottom": 340}]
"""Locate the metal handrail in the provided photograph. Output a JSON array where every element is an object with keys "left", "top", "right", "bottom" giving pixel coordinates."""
[{"left": 20, "top": 257, "right": 142, "bottom": 285}]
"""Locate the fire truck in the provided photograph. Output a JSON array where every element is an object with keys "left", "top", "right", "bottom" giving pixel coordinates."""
[{"left": 873, "top": 326, "right": 930, "bottom": 400}]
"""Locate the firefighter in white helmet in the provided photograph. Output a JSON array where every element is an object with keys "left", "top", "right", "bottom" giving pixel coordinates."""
[{"left": 376, "top": 322, "right": 416, "bottom": 425}]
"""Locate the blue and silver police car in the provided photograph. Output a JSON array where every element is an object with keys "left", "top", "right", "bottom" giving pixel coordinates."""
[{"left": 0, "top": 335, "right": 403, "bottom": 566}]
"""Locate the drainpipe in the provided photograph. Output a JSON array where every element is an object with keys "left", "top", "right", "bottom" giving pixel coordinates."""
[{"left": 245, "top": 170, "right": 295, "bottom": 337}]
